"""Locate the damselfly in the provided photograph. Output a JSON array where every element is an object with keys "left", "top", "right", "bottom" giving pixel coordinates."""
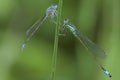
[
  {"left": 63, "top": 19, "right": 111, "bottom": 78},
  {"left": 22, "top": 4, "right": 58, "bottom": 50}
]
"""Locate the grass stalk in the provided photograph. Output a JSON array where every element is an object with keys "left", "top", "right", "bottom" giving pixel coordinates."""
[{"left": 50, "top": 0, "right": 63, "bottom": 80}]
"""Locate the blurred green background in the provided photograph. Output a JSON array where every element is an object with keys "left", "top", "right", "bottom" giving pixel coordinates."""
[{"left": 0, "top": 0, "right": 120, "bottom": 80}]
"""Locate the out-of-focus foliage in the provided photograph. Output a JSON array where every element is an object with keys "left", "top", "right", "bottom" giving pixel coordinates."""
[{"left": 0, "top": 0, "right": 120, "bottom": 80}]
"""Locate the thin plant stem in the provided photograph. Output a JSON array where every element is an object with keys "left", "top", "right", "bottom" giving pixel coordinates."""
[{"left": 50, "top": 0, "right": 62, "bottom": 80}]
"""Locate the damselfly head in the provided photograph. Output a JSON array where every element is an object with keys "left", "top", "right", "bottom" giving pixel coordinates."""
[
  {"left": 46, "top": 4, "right": 58, "bottom": 19},
  {"left": 64, "top": 18, "right": 69, "bottom": 24},
  {"left": 50, "top": 4, "right": 57, "bottom": 9}
]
